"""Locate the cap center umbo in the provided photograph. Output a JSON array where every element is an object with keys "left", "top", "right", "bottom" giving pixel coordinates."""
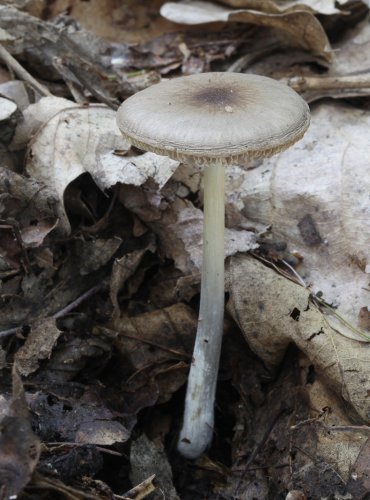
[{"left": 191, "top": 86, "right": 238, "bottom": 107}]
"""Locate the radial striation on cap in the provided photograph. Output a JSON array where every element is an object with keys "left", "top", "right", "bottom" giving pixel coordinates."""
[{"left": 117, "top": 72, "right": 310, "bottom": 166}]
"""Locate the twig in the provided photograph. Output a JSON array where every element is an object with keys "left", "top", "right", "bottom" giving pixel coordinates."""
[
  {"left": 0, "top": 283, "right": 104, "bottom": 339},
  {"left": 0, "top": 43, "right": 52, "bottom": 97},
  {"left": 291, "top": 419, "right": 370, "bottom": 434},
  {"left": 46, "top": 442, "right": 123, "bottom": 456},
  {"left": 53, "top": 283, "right": 103, "bottom": 318},
  {"left": 287, "top": 73, "right": 370, "bottom": 92}
]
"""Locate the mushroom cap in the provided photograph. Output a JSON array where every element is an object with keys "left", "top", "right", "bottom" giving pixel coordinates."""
[{"left": 117, "top": 72, "right": 310, "bottom": 166}]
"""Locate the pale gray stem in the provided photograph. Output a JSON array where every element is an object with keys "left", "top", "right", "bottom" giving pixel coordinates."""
[{"left": 178, "top": 162, "right": 225, "bottom": 459}]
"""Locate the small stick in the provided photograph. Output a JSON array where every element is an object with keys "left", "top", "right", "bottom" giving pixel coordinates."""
[
  {"left": 0, "top": 283, "right": 104, "bottom": 339},
  {"left": 287, "top": 74, "right": 370, "bottom": 92},
  {"left": 0, "top": 43, "right": 52, "bottom": 97}
]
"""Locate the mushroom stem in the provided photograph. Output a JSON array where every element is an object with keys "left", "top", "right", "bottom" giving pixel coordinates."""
[{"left": 178, "top": 161, "right": 225, "bottom": 459}]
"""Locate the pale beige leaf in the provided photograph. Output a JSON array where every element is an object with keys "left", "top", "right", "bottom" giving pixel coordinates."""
[
  {"left": 26, "top": 105, "right": 178, "bottom": 234},
  {"left": 10, "top": 96, "right": 77, "bottom": 150},
  {"left": 232, "top": 102, "right": 370, "bottom": 341}
]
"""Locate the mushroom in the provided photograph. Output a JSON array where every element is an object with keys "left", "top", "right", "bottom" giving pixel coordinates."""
[{"left": 116, "top": 72, "right": 310, "bottom": 458}]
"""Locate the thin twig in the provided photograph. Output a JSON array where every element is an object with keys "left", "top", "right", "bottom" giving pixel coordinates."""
[
  {"left": 46, "top": 442, "right": 123, "bottom": 456},
  {"left": 0, "top": 43, "right": 52, "bottom": 97},
  {"left": 53, "top": 283, "right": 103, "bottom": 318},
  {"left": 291, "top": 419, "right": 370, "bottom": 434},
  {"left": 0, "top": 283, "right": 104, "bottom": 339}
]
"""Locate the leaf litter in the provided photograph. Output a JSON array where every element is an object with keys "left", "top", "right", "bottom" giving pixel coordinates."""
[{"left": 0, "top": 1, "right": 370, "bottom": 498}]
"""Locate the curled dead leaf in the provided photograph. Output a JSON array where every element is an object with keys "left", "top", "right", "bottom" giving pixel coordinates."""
[{"left": 161, "top": 0, "right": 332, "bottom": 60}]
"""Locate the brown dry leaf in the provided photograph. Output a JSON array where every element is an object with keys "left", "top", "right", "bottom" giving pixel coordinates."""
[
  {"left": 25, "top": 102, "right": 179, "bottom": 234},
  {"left": 112, "top": 303, "right": 195, "bottom": 370},
  {"left": 231, "top": 101, "right": 370, "bottom": 342},
  {"left": 160, "top": 0, "right": 331, "bottom": 60},
  {"left": 227, "top": 255, "right": 370, "bottom": 424},
  {"left": 15, "top": 317, "right": 62, "bottom": 376},
  {"left": 111, "top": 303, "right": 196, "bottom": 404}
]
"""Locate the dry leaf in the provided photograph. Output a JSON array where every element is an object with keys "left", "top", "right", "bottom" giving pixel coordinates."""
[
  {"left": 227, "top": 255, "right": 370, "bottom": 424},
  {"left": 30, "top": 392, "right": 131, "bottom": 446},
  {"left": 75, "top": 237, "right": 123, "bottom": 276},
  {"left": 160, "top": 0, "right": 331, "bottom": 60},
  {"left": 119, "top": 184, "right": 258, "bottom": 274},
  {"left": 130, "top": 434, "right": 180, "bottom": 500},
  {"left": 232, "top": 101, "right": 370, "bottom": 342},
  {"left": 112, "top": 303, "right": 195, "bottom": 370},
  {"left": 306, "top": 374, "right": 368, "bottom": 480},
  {"left": 25, "top": 103, "right": 178, "bottom": 233},
  {"left": 10, "top": 96, "right": 77, "bottom": 150},
  {"left": 20, "top": 219, "right": 58, "bottom": 248},
  {"left": 15, "top": 317, "right": 62, "bottom": 376},
  {"left": 110, "top": 243, "right": 156, "bottom": 319}
]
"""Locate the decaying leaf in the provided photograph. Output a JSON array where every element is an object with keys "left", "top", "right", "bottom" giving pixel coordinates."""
[
  {"left": 30, "top": 391, "right": 132, "bottom": 446},
  {"left": 0, "top": 166, "right": 56, "bottom": 226},
  {"left": 112, "top": 303, "right": 195, "bottom": 369},
  {"left": 119, "top": 183, "right": 258, "bottom": 274},
  {"left": 15, "top": 317, "right": 62, "bottom": 376},
  {"left": 110, "top": 303, "right": 196, "bottom": 404},
  {"left": 75, "top": 237, "right": 123, "bottom": 276},
  {"left": 306, "top": 374, "right": 369, "bottom": 480},
  {"left": 227, "top": 255, "right": 370, "bottom": 424},
  {"left": 160, "top": 0, "right": 331, "bottom": 60}
]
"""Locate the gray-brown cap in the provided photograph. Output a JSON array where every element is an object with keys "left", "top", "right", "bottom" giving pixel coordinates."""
[{"left": 116, "top": 72, "right": 310, "bottom": 167}]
